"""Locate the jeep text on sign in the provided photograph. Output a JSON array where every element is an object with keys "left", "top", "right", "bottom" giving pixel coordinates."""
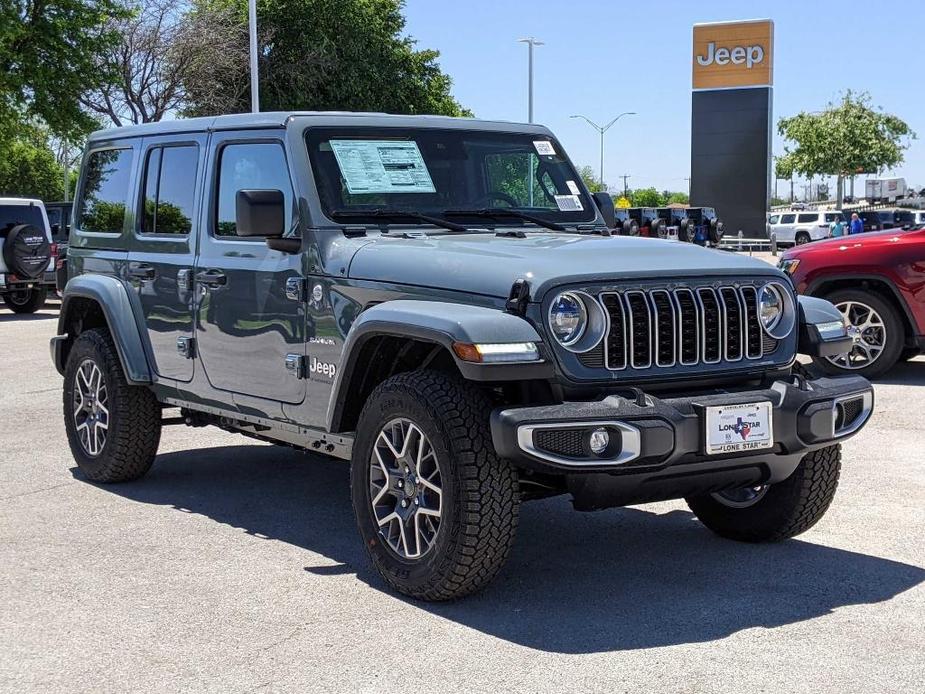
[{"left": 692, "top": 19, "right": 773, "bottom": 90}]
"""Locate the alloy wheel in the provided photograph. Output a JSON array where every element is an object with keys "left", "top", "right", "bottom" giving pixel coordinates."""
[
  {"left": 72, "top": 359, "right": 109, "bottom": 457},
  {"left": 826, "top": 300, "right": 887, "bottom": 370},
  {"left": 369, "top": 418, "right": 443, "bottom": 560},
  {"left": 711, "top": 485, "right": 769, "bottom": 508}
]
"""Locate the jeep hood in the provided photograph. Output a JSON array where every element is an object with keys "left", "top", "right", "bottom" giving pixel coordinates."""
[{"left": 347, "top": 232, "right": 782, "bottom": 300}]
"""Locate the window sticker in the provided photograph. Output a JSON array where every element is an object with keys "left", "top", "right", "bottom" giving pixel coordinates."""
[
  {"left": 329, "top": 140, "right": 435, "bottom": 194},
  {"left": 554, "top": 194, "right": 583, "bottom": 212},
  {"left": 566, "top": 179, "right": 581, "bottom": 196},
  {"left": 533, "top": 140, "right": 556, "bottom": 156}
]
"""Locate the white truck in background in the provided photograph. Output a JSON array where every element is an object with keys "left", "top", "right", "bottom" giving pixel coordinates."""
[{"left": 865, "top": 177, "right": 907, "bottom": 203}]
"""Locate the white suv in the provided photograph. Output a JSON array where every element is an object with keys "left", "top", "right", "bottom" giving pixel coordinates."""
[
  {"left": 0, "top": 198, "right": 54, "bottom": 313},
  {"left": 767, "top": 210, "right": 843, "bottom": 245}
]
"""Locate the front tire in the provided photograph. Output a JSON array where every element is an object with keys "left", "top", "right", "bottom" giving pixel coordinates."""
[
  {"left": 63, "top": 328, "right": 162, "bottom": 482},
  {"left": 812, "top": 289, "right": 904, "bottom": 379},
  {"left": 686, "top": 444, "right": 841, "bottom": 542},
  {"left": 351, "top": 370, "right": 520, "bottom": 601},
  {"left": 2, "top": 285, "right": 47, "bottom": 313}
]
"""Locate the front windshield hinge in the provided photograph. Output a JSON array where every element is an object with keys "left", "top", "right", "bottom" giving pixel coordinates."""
[{"left": 505, "top": 278, "right": 531, "bottom": 316}]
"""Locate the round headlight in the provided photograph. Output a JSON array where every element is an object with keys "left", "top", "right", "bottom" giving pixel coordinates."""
[
  {"left": 548, "top": 292, "right": 587, "bottom": 346},
  {"left": 758, "top": 283, "right": 783, "bottom": 332}
]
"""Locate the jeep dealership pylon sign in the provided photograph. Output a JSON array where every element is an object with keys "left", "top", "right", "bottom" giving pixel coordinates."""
[{"left": 690, "top": 19, "right": 774, "bottom": 238}]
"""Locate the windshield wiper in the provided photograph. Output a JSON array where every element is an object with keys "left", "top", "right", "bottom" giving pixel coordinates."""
[
  {"left": 443, "top": 208, "right": 566, "bottom": 231},
  {"left": 330, "top": 208, "right": 469, "bottom": 233}
]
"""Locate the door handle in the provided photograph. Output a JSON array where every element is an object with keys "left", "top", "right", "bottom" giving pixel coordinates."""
[
  {"left": 195, "top": 269, "right": 227, "bottom": 288},
  {"left": 128, "top": 263, "right": 156, "bottom": 280}
]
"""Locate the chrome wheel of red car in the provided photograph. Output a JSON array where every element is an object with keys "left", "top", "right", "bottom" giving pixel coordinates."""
[{"left": 826, "top": 300, "right": 887, "bottom": 370}]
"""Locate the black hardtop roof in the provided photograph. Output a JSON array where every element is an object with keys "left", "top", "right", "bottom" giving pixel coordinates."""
[{"left": 86, "top": 111, "right": 554, "bottom": 143}]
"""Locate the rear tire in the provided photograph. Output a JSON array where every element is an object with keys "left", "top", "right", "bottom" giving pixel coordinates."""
[
  {"left": 795, "top": 231, "right": 811, "bottom": 245},
  {"left": 351, "top": 370, "right": 520, "bottom": 601},
  {"left": 63, "top": 328, "right": 161, "bottom": 482},
  {"left": 2, "top": 285, "right": 47, "bottom": 313},
  {"left": 686, "top": 444, "right": 841, "bottom": 542}
]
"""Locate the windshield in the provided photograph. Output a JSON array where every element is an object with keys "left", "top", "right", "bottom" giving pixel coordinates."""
[{"left": 305, "top": 127, "right": 596, "bottom": 228}]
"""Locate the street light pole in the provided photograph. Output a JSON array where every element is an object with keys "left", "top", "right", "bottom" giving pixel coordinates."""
[
  {"left": 570, "top": 112, "right": 636, "bottom": 187},
  {"left": 517, "top": 37, "right": 544, "bottom": 123},
  {"left": 248, "top": 0, "right": 259, "bottom": 112}
]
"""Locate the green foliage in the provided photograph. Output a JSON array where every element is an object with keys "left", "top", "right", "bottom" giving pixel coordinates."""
[
  {"left": 0, "top": 123, "right": 67, "bottom": 200},
  {"left": 80, "top": 200, "right": 126, "bottom": 233},
  {"left": 664, "top": 191, "right": 689, "bottom": 205},
  {"left": 577, "top": 165, "right": 605, "bottom": 193},
  {"left": 628, "top": 187, "right": 663, "bottom": 207},
  {"left": 777, "top": 91, "right": 915, "bottom": 179},
  {"left": 0, "top": 1, "right": 126, "bottom": 137},
  {"left": 774, "top": 154, "right": 795, "bottom": 181},
  {"left": 184, "top": 0, "right": 470, "bottom": 117}
]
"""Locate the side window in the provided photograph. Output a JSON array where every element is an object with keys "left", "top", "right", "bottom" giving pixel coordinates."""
[
  {"left": 141, "top": 144, "right": 198, "bottom": 235},
  {"left": 780, "top": 214, "right": 796, "bottom": 224},
  {"left": 768, "top": 215, "right": 780, "bottom": 225},
  {"left": 215, "top": 142, "right": 293, "bottom": 237},
  {"left": 78, "top": 148, "right": 134, "bottom": 233},
  {"left": 797, "top": 213, "right": 817, "bottom": 223}
]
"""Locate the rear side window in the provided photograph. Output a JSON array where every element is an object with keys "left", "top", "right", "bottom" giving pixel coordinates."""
[
  {"left": 79, "top": 148, "right": 134, "bottom": 233},
  {"left": 797, "top": 213, "right": 818, "bottom": 223},
  {"left": 215, "top": 142, "right": 293, "bottom": 237},
  {"left": 780, "top": 214, "right": 796, "bottom": 224},
  {"left": 141, "top": 145, "right": 199, "bottom": 235},
  {"left": 0, "top": 204, "right": 44, "bottom": 235}
]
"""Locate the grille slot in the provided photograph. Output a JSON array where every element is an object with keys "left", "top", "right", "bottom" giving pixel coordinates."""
[
  {"left": 534, "top": 429, "right": 585, "bottom": 458},
  {"left": 596, "top": 284, "right": 771, "bottom": 372}
]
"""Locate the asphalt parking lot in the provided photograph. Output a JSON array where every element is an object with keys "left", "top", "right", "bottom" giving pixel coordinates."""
[{"left": 2, "top": 301, "right": 923, "bottom": 693}]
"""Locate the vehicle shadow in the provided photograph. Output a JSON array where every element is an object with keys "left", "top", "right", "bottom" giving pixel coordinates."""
[
  {"left": 78, "top": 444, "right": 925, "bottom": 654},
  {"left": 872, "top": 358, "right": 925, "bottom": 386},
  {"left": 0, "top": 309, "right": 57, "bottom": 322}
]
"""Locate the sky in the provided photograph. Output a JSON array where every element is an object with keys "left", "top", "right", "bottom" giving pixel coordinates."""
[{"left": 402, "top": 0, "right": 925, "bottom": 197}]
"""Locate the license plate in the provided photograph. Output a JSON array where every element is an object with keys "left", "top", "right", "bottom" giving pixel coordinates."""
[{"left": 705, "top": 402, "right": 773, "bottom": 455}]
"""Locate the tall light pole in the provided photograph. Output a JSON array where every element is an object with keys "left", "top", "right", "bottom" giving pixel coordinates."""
[
  {"left": 248, "top": 0, "right": 259, "bottom": 112},
  {"left": 570, "top": 112, "right": 635, "bottom": 187},
  {"left": 517, "top": 37, "right": 543, "bottom": 123}
]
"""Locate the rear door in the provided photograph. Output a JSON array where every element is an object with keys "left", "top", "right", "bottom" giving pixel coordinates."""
[
  {"left": 777, "top": 213, "right": 797, "bottom": 241},
  {"left": 193, "top": 131, "right": 305, "bottom": 405},
  {"left": 126, "top": 135, "right": 204, "bottom": 382}
]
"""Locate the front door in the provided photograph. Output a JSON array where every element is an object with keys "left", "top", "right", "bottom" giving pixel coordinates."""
[
  {"left": 194, "top": 132, "right": 306, "bottom": 405},
  {"left": 127, "top": 135, "right": 204, "bottom": 382}
]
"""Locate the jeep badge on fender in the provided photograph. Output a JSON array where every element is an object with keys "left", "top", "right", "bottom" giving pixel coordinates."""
[{"left": 51, "top": 112, "right": 874, "bottom": 601}]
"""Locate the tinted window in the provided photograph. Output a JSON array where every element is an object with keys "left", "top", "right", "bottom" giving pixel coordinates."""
[
  {"left": 780, "top": 214, "right": 796, "bottom": 224},
  {"left": 768, "top": 215, "right": 780, "bottom": 224},
  {"left": 79, "top": 148, "right": 134, "bottom": 233},
  {"left": 0, "top": 204, "right": 44, "bottom": 236},
  {"left": 797, "top": 213, "right": 818, "bottom": 223},
  {"left": 141, "top": 145, "right": 198, "bottom": 235},
  {"left": 216, "top": 142, "right": 292, "bottom": 237}
]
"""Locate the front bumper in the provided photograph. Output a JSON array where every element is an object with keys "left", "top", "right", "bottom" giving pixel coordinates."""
[{"left": 491, "top": 373, "right": 873, "bottom": 509}]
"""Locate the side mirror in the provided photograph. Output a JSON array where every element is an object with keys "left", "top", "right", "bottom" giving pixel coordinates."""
[
  {"left": 235, "top": 189, "right": 285, "bottom": 237},
  {"left": 592, "top": 191, "right": 616, "bottom": 228}
]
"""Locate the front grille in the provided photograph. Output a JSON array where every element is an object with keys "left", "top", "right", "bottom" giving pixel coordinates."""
[{"left": 597, "top": 285, "right": 776, "bottom": 371}]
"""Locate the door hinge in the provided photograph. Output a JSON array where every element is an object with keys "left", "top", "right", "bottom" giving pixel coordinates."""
[
  {"left": 285, "top": 277, "right": 307, "bottom": 302},
  {"left": 285, "top": 354, "right": 306, "bottom": 379},
  {"left": 505, "top": 278, "right": 531, "bottom": 316},
  {"left": 176, "top": 336, "right": 196, "bottom": 359}
]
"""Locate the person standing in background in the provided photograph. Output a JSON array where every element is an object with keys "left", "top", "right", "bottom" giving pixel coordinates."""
[
  {"left": 830, "top": 215, "right": 846, "bottom": 237},
  {"left": 849, "top": 212, "right": 864, "bottom": 235}
]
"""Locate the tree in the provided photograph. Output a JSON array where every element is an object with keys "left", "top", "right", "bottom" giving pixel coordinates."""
[
  {"left": 0, "top": 123, "right": 68, "bottom": 200},
  {"left": 629, "top": 187, "right": 663, "bottom": 207},
  {"left": 664, "top": 191, "right": 689, "bottom": 205},
  {"left": 577, "top": 165, "right": 606, "bottom": 193},
  {"left": 0, "top": 1, "right": 127, "bottom": 137},
  {"left": 80, "top": 0, "right": 246, "bottom": 126},
  {"left": 182, "top": 0, "right": 470, "bottom": 117},
  {"left": 774, "top": 155, "right": 796, "bottom": 202},
  {"left": 778, "top": 91, "right": 915, "bottom": 207}
]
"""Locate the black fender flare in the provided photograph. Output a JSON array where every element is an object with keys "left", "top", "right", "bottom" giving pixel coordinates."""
[
  {"left": 52, "top": 274, "right": 153, "bottom": 384},
  {"left": 326, "top": 300, "right": 551, "bottom": 433}
]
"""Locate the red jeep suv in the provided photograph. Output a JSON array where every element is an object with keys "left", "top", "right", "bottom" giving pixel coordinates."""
[{"left": 779, "top": 227, "right": 925, "bottom": 377}]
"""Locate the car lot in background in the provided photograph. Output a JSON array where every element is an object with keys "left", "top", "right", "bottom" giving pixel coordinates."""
[
  {"left": 780, "top": 227, "right": 925, "bottom": 377},
  {"left": 768, "top": 210, "right": 843, "bottom": 245}
]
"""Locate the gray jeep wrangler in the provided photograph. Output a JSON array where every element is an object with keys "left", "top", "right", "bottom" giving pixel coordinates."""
[{"left": 52, "top": 113, "right": 873, "bottom": 601}]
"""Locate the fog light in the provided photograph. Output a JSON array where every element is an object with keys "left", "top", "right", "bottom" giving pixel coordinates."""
[{"left": 588, "top": 427, "right": 609, "bottom": 455}]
